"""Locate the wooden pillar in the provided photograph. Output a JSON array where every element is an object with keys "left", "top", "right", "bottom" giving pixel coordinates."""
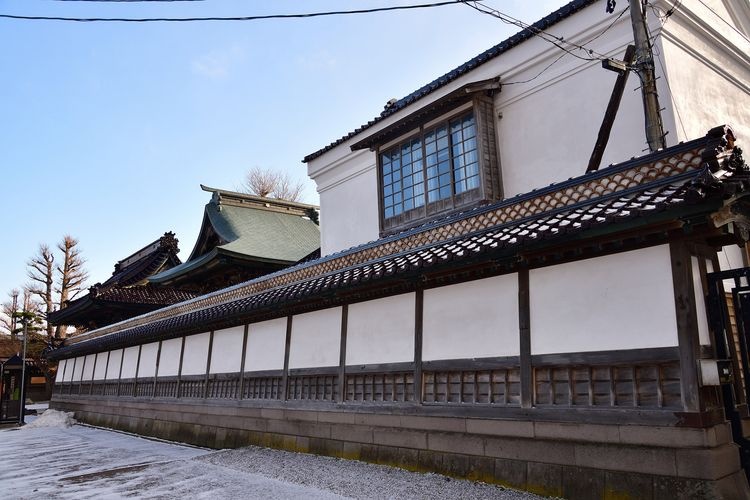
[
  {"left": 204, "top": 331, "right": 214, "bottom": 399},
  {"left": 670, "top": 241, "right": 701, "bottom": 412},
  {"left": 519, "top": 269, "right": 533, "bottom": 408},
  {"left": 116, "top": 351, "right": 124, "bottom": 397},
  {"left": 238, "top": 324, "right": 249, "bottom": 400},
  {"left": 78, "top": 355, "right": 87, "bottom": 394},
  {"left": 414, "top": 289, "right": 424, "bottom": 403},
  {"left": 176, "top": 336, "right": 186, "bottom": 398},
  {"left": 337, "top": 305, "right": 349, "bottom": 403},
  {"left": 282, "top": 316, "right": 293, "bottom": 401},
  {"left": 89, "top": 353, "right": 97, "bottom": 395},
  {"left": 133, "top": 345, "right": 142, "bottom": 397},
  {"left": 153, "top": 341, "right": 162, "bottom": 398}
]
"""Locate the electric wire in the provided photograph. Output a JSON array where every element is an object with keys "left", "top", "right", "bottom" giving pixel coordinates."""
[{"left": 0, "top": 1, "right": 462, "bottom": 22}]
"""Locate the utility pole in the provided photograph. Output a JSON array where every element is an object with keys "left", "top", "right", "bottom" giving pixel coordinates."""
[{"left": 629, "top": 0, "right": 666, "bottom": 152}]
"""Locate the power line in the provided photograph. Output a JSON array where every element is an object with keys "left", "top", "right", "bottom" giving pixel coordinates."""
[{"left": 0, "top": 1, "right": 462, "bottom": 22}]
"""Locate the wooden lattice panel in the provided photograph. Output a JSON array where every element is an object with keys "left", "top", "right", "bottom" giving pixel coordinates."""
[
  {"left": 288, "top": 375, "right": 337, "bottom": 401},
  {"left": 422, "top": 368, "right": 521, "bottom": 405},
  {"left": 243, "top": 376, "right": 282, "bottom": 400},
  {"left": 346, "top": 372, "right": 414, "bottom": 402}
]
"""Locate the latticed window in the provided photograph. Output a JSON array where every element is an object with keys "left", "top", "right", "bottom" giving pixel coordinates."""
[{"left": 378, "top": 102, "right": 499, "bottom": 234}]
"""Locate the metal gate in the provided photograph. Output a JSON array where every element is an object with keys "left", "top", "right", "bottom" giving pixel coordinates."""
[{"left": 707, "top": 267, "right": 750, "bottom": 476}]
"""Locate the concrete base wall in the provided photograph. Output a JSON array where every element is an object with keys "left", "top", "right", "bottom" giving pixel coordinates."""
[{"left": 52, "top": 396, "right": 750, "bottom": 499}]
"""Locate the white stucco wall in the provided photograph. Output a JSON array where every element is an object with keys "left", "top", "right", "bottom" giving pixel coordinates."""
[
  {"left": 245, "top": 318, "right": 287, "bottom": 372},
  {"left": 138, "top": 342, "right": 159, "bottom": 378},
  {"left": 289, "top": 307, "right": 342, "bottom": 369},
  {"left": 347, "top": 293, "right": 415, "bottom": 365},
  {"left": 529, "top": 245, "right": 678, "bottom": 354},
  {"left": 692, "top": 256, "right": 713, "bottom": 346},
  {"left": 181, "top": 332, "right": 210, "bottom": 376},
  {"left": 81, "top": 354, "right": 96, "bottom": 381},
  {"left": 120, "top": 346, "right": 140, "bottom": 379},
  {"left": 92, "top": 352, "right": 108, "bottom": 380},
  {"left": 58, "top": 359, "right": 68, "bottom": 382},
  {"left": 158, "top": 337, "right": 183, "bottom": 377},
  {"left": 210, "top": 326, "right": 245, "bottom": 374},
  {"left": 69, "top": 357, "right": 82, "bottom": 382},
  {"left": 423, "top": 274, "right": 519, "bottom": 361},
  {"left": 105, "top": 349, "right": 123, "bottom": 380}
]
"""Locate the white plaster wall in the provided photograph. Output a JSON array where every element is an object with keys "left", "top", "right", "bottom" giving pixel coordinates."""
[
  {"left": 57, "top": 359, "right": 68, "bottom": 382},
  {"left": 138, "top": 342, "right": 159, "bottom": 378},
  {"left": 719, "top": 244, "right": 746, "bottom": 271},
  {"left": 158, "top": 337, "right": 183, "bottom": 377},
  {"left": 64, "top": 358, "right": 77, "bottom": 382},
  {"left": 181, "top": 332, "right": 210, "bottom": 376},
  {"left": 423, "top": 274, "right": 519, "bottom": 361},
  {"left": 529, "top": 245, "right": 679, "bottom": 354},
  {"left": 692, "top": 256, "right": 712, "bottom": 346},
  {"left": 120, "top": 346, "right": 140, "bottom": 379},
  {"left": 92, "top": 352, "right": 108, "bottom": 380},
  {"left": 81, "top": 354, "right": 96, "bottom": 381},
  {"left": 245, "top": 318, "right": 287, "bottom": 372},
  {"left": 347, "top": 293, "right": 415, "bottom": 365},
  {"left": 106, "top": 349, "right": 123, "bottom": 380},
  {"left": 317, "top": 163, "right": 380, "bottom": 256},
  {"left": 289, "top": 307, "right": 341, "bottom": 369},
  {"left": 210, "top": 326, "right": 245, "bottom": 374},
  {"left": 71, "top": 356, "right": 84, "bottom": 382}
]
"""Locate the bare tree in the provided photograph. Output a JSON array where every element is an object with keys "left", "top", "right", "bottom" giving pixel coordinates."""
[
  {"left": 0, "top": 289, "right": 20, "bottom": 338},
  {"left": 241, "top": 166, "right": 305, "bottom": 202},
  {"left": 55, "top": 235, "right": 88, "bottom": 339},
  {"left": 27, "top": 244, "right": 55, "bottom": 338}
]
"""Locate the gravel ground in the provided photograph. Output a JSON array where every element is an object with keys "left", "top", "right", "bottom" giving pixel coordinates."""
[{"left": 1, "top": 408, "right": 544, "bottom": 499}]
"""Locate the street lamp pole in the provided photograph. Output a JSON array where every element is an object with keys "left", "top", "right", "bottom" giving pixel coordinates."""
[{"left": 18, "top": 317, "right": 28, "bottom": 426}]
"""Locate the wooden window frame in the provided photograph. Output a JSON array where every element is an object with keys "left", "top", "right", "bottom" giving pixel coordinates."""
[{"left": 376, "top": 96, "right": 502, "bottom": 236}]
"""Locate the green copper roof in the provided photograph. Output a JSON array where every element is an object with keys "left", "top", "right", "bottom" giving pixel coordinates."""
[{"left": 150, "top": 186, "right": 320, "bottom": 284}]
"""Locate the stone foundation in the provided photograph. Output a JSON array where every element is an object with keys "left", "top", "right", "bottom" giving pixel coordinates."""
[{"left": 51, "top": 395, "right": 750, "bottom": 499}]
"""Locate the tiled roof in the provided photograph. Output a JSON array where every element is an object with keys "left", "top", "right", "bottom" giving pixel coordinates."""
[
  {"left": 302, "top": 0, "right": 596, "bottom": 163},
  {"left": 48, "top": 126, "right": 748, "bottom": 360}
]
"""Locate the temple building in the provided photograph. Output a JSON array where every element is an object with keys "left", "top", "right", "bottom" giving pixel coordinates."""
[
  {"left": 48, "top": 1, "right": 750, "bottom": 498},
  {"left": 147, "top": 185, "right": 321, "bottom": 294},
  {"left": 47, "top": 233, "right": 197, "bottom": 331}
]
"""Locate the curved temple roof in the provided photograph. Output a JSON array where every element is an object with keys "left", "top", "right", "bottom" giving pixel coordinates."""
[{"left": 49, "top": 126, "right": 749, "bottom": 359}]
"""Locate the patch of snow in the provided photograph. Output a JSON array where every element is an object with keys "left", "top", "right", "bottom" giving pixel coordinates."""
[{"left": 23, "top": 409, "right": 76, "bottom": 429}]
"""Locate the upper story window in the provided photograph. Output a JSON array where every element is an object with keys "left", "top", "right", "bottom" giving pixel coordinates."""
[{"left": 377, "top": 97, "right": 502, "bottom": 234}]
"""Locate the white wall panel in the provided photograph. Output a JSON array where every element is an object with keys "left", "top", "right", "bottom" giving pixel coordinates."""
[
  {"left": 181, "top": 332, "right": 210, "bottom": 376},
  {"left": 105, "top": 349, "right": 123, "bottom": 380},
  {"left": 81, "top": 354, "right": 96, "bottom": 381},
  {"left": 289, "top": 307, "right": 341, "bottom": 369},
  {"left": 530, "top": 245, "right": 678, "bottom": 355},
  {"left": 692, "top": 256, "right": 712, "bottom": 346},
  {"left": 120, "top": 346, "right": 140, "bottom": 379},
  {"left": 210, "top": 326, "right": 245, "bottom": 374},
  {"left": 245, "top": 318, "right": 287, "bottom": 372},
  {"left": 64, "top": 358, "right": 77, "bottom": 382},
  {"left": 57, "top": 359, "right": 68, "bottom": 382},
  {"left": 158, "top": 338, "right": 183, "bottom": 377},
  {"left": 347, "top": 293, "right": 415, "bottom": 365},
  {"left": 71, "top": 356, "right": 84, "bottom": 382},
  {"left": 92, "top": 352, "right": 108, "bottom": 380},
  {"left": 423, "top": 274, "right": 519, "bottom": 361},
  {"left": 138, "top": 342, "right": 159, "bottom": 378}
]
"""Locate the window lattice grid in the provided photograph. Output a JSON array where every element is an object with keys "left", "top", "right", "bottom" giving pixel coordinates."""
[
  {"left": 425, "top": 125, "right": 452, "bottom": 203},
  {"left": 450, "top": 114, "right": 479, "bottom": 194},
  {"left": 382, "top": 138, "right": 424, "bottom": 218}
]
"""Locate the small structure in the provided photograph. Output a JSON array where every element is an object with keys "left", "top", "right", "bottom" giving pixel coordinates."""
[
  {"left": 48, "top": 232, "right": 197, "bottom": 330},
  {"left": 0, "top": 354, "right": 25, "bottom": 423},
  {"left": 148, "top": 185, "right": 321, "bottom": 294}
]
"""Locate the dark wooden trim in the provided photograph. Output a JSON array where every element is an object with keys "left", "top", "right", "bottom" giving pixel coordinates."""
[
  {"left": 206, "top": 371, "right": 242, "bottom": 382},
  {"left": 414, "top": 289, "right": 424, "bottom": 404},
  {"left": 103, "top": 350, "right": 111, "bottom": 385},
  {"left": 88, "top": 353, "right": 97, "bottom": 395},
  {"left": 282, "top": 316, "right": 293, "bottom": 401},
  {"left": 204, "top": 330, "right": 214, "bottom": 399},
  {"left": 116, "top": 349, "right": 124, "bottom": 397},
  {"left": 78, "top": 354, "right": 87, "bottom": 393},
  {"left": 422, "top": 356, "right": 520, "bottom": 371},
  {"left": 518, "top": 269, "right": 532, "bottom": 408},
  {"left": 244, "top": 369, "right": 284, "bottom": 378},
  {"left": 153, "top": 341, "right": 162, "bottom": 398},
  {"left": 288, "top": 366, "right": 339, "bottom": 376},
  {"left": 337, "top": 305, "right": 348, "bottom": 403},
  {"left": 176, "top": 336, "right": 186, "bottom": 399},
  {"left": 345, "top": 362, "right": 416, "bottom": 374},
  {"left": 133, "top": 344, "right": 142, "bottom": 398},
  {"left": 670, "top": 241, "right": 701, "bottom": 412},
  {"left": 238, "top": 323, "right": 249, "bottom": 400},
  {"left": 531, "top": 346, "right": 680, "bottom": 366}
]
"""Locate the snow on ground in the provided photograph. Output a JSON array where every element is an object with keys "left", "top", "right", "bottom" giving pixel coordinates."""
[
  {"left": 0, "top": 412, "right": 542, "bottom": 500},
  {"left": 23, "top": 409, "right": 76, "bottom": 429}
]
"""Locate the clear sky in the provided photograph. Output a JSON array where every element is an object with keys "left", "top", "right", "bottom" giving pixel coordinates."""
[{"left": 0, "top": 0, "right": 568, "bottom": 301}]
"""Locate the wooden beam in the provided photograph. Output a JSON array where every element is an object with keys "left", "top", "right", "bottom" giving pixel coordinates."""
[
  {"left": 518, "top": 269, "right": 532, "bottom": 408},
  {"left": 669, "top": 241, "right": 701, "bottom": 412},
  {"left": 238, "top": 324, "right": 249, "bottom": 400},
  {"left": 154, "top": 341, "right": 162, "bottom": 398},
  {"left": 338, "top": 305, "right": 349, "bottom": 403},
  {"left": 204, "top": 331, "right": 214, "bottom": 399},
  {"left": 133, "top": 345, "right": 142, "bottom": 397},
  {"left": 176, "top": 336, "right": 186, "bottom": 399},
  {"left": 587, "top": 45, "right": 637, "bottom": 173},
  {"left": 414, "top": 289, "right": 424, "bottom": 404},
  {"left": 282, "top": 316, "right": 293, "bottom": 401}
]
